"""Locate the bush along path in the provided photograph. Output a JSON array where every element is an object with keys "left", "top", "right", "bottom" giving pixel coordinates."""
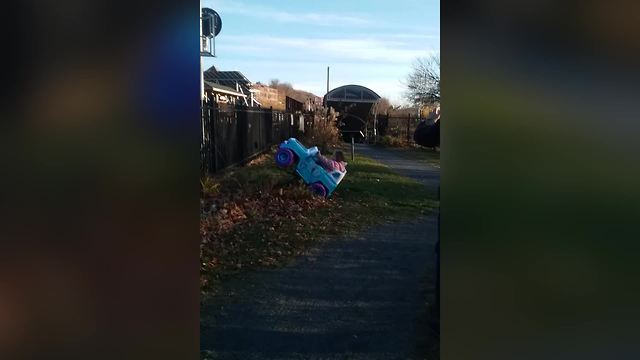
[{"left": 200, "top": 144, "right": 439, "bottom": 359}]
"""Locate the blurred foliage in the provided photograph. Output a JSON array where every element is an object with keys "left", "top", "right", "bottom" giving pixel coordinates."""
[{"left": 443, "top": 18, "right": 640, "bottom": 357}]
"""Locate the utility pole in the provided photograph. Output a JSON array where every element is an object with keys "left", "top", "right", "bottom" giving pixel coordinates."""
[
  {"left": 326, "top": 66, "right": 330, "bottom": 95},
  {"left": 325, "top": 66, "right": 330, "bottom": 117}
]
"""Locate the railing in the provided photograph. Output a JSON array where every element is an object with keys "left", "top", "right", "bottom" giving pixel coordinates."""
[
  {"left": 201, "top": 103, "right": 310, "bottom": 175},
  {"left": 376, "top": 114, "right": 422, "bottom": 143}
]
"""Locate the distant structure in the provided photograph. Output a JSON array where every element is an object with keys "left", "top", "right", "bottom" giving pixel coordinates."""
[
  {"left": 203, "top": 65, "right": 260, "bottom": 106},
  {"left": 324, "top": 84, "right": 381, "bottom": 141},
  {"left": 204, "top": 81, "right": 246, "bottom": 105},
  {"left": 306, "top": 96, "right": 324, "bottom": 112},
  {"left": 253, "top": 83, "right": 280, "bottom": 103},
  {"left": 285, "top": 96, "right": 304, "bottom": 113}
]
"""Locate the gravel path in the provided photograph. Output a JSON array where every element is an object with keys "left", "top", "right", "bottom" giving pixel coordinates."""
[{"left": 201, "top": 145, "right": 440, "bottom": 360}]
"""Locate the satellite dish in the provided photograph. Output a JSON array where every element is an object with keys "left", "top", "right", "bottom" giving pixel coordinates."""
[{"left": 202, "top": 8, "right": 222, "bottom": 38}]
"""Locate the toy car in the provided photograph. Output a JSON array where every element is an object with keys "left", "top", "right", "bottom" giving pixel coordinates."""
[{"left": 275, "top": 138, "right": 347, "bottom": 198}]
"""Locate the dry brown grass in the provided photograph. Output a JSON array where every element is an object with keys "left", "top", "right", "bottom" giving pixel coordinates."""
[{"left": 303, "top": 107, "right": 340, "bottom": 153}]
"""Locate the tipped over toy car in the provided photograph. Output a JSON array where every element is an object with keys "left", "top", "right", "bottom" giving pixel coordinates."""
[{"left": 275, "top": 138, "right": 347, "bottom": 198}]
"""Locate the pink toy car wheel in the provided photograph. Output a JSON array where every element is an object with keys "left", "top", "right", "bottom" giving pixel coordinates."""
[
  {"left": 309, "top": 182, "right": 327, "bottom": 198},
  {"left": 275, "top": 148, "right": 295, "bottom": 167}
]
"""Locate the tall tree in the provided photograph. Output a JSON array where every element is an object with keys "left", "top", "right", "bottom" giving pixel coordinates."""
[
  {"left": 268, "top": 78, "right": 295, "bottom": 98},
  {"left": 405, "top": 53, "right": 440, "bottom": 106}
]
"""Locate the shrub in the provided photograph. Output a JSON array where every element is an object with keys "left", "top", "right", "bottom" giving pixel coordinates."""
[
  {"left": 220, "top": 166, "right": 291, "bottom": 195},
  {"left": 378, "top": 135, "right": 406, "bottom": 147},
  {"left": 201, "top": 177, "right": 220, "bottom": 197},
  {"left": 304, "top": 107, "right": 340, "bottom": 153}
]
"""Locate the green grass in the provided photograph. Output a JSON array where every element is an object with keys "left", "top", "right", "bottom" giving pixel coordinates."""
[
  {"left": 338, "top": 155, "right": 438, "bottom": 224},
  {"left": 200, "top": 148, "right": 439, "bottom": 295},
  {"left": 373, "top": 136, "right": 440, "bottom": 168},
  {"left": 385, "top": 146, "right": 440, "bottom": 169},
  {"left": 202, "top": 152, "right": 296, "bottom": 197}
]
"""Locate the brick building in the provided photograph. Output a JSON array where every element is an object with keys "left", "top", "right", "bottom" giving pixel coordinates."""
[{"left": 253, "top": 84, "right": 280, "bottom": 103}]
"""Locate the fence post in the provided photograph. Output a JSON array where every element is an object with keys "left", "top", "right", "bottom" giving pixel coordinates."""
[
  {"left": 237, "top": 104, "right": 248, "bottom": 164},
  {"left": 373, "top": 112, "right": 377, "bottom": 145},
  {"left": 200, "top": 104, "right": 206, "bottom": 175},
  {"left": 201, "top": 102, "right": 217, "bottom": 175},
  {"left": 407, "top": 113, "right": 411, "bottom": 143},
  {"left": 266, "top": 106, "right": 273, "bottom": 145},
  {"left": 211, "top": 105, "right": 217, "bottom": 173},
  {"left": 351, "top": 136, "right": 355, "bottom": 161},
  {"left": 289, "top": 113, "right": 294, "bottom": 139}
]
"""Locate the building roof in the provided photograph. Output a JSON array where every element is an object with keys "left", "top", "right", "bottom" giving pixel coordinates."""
[
  {"left": 203, "top": 66, "right": 251, "bottom": 89},
  {"left": 324, "top": 84, "right": 381, "bottom": 104}
]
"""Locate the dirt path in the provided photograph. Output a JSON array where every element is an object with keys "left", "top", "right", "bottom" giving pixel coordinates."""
[{"left": 201, "top": 145, "right": 440, "bottom": 360}]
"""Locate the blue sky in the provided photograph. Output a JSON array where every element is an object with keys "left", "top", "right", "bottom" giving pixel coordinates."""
[{"left": 202, "top": 0, "right": 439, "bottom": 105}]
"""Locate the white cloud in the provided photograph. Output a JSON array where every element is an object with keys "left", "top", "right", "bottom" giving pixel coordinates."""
[
  {"left": 203, "top": 0, "right": 439, "bottom": 104},
  {"left": 208, "top": 34, "right": 436, "bottom": 102},
  {"left": 220, "top": 35, "right": 438, "bottom": 64},
  {"left": 207, "top": 0, "right": 372, "bottom": 27},
  {"left": 207, "top": 0, "right": 440, "bottom": 33}
]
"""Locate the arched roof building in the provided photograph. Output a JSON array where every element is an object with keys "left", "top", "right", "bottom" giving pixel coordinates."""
[{"left": 323, "top": 85, "right": 381, "bottom": 141}]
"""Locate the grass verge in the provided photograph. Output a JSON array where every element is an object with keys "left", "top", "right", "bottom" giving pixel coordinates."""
[
  {"left": 337, "top": 154, "right": 438, "bottom": 223},
  {"left": 374, "top": 144, "right": 440, "bottom": 169},
  {"left": 200, "top": 147, "right": 439, "bottom": 297}
]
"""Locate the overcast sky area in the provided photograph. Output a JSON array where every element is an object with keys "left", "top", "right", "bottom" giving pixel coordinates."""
[{"left": 203, "top": 0, "right": 439, "bottom": 105}]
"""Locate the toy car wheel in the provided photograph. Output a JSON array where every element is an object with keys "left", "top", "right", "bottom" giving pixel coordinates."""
[
  {"left": 275, "top": 148, "right": 295, "bottom": 168},
  {"left": 309, "top": 182, "right": 328, "bottom": 198}
]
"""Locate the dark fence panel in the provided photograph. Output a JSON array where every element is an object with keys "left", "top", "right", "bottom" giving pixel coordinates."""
[
  {"left": 380, "top": 115, "right": 421, "bottom": 143},
  {"left": 217, "top": 106, "right": 241, "bottom": 169},
  {"left": 201, "top": 104, "right": 309, "bottom": 175},
  {"left": 271, "top": 112, "right": 292, "bottom": 145},
  {"left": 201, "top": 105, "right": 214, "bottom": 174},
  {"left": 244, "top": 107, "right": 269, "bottom": 160}
]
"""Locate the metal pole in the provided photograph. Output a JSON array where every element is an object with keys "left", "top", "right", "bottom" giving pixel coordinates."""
[
  {"left": 326, "top": 66, "right": 330, "bottom": 94},
  {"left": 212, "top": 14, "right": 216, "bottom": 57},
  {"left": 325, "top": 67, "right": 330, "bottom": 119},
  {"left": 373, "top": 112, "right": 377, "bottom": 144},
  {"left": 351, "top": 136, "right": 355, "bottom": 161},
  {"left": 212, "top": 106, "right": 217, "bottom": 172}
]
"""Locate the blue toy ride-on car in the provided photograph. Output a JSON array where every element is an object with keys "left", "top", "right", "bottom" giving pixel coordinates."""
[{"left": 275, "top": 138, "right": 347, "bottom": 198}]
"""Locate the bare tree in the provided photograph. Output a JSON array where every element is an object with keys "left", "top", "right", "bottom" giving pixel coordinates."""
[
  {"left": 268, "top": 79, "right": 280, "bottom": 87},
  {"left": 375, "top": 97, "right": 393, "bottom": 114},
  {"left": 268, "top": 78, "right": 296, "bottom": 98},
  {"left": 405, "top": 53, "right": 440, "bottom": 106}
]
